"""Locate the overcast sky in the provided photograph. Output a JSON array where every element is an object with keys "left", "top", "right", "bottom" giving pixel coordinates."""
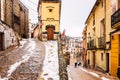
[{"left": 20, "top": 0, "right": 96, "bottom": 37}]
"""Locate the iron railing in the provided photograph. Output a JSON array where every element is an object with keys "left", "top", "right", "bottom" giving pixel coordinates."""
[
  {"left": 98, "top": 37, "right": 105, "bottom": 48},
  {"left": 87, "top": 39, "right": 96, "bottom": 50},
  {"left": 111, "top": 8, "right": 120, "bottom": 27}
]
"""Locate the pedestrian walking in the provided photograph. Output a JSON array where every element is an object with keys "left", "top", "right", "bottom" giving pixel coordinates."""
[
  {"left": 78, "top": 62, "right": 81, "bottom": 66},
  {"left": 74, "top": 62, "right": 77, "bottom": 68}
]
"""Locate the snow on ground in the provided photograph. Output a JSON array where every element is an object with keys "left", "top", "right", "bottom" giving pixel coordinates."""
[
  {"left": 19, "top": 39, "right": 27, "bottom": 48},
  {"left": 79, "top": 67, "right": 110, "bottom": 80},
  {"left": 89, "top": 72, "right": 99, "bottom": 78},
  {"left": 40, "top": 41, "right": 59, "bottom": 80},
  {"left": 7, "top": 39, "right": 36, "bottom": 77},
  {"left": 67, "top": 66, "right": 72, "bottom": 80},
  {"left": 101, "top": 77, "right": 110, "bottom": 80},
  {"left": 0, "top": 39, "right": 36, "bottom": 80}
]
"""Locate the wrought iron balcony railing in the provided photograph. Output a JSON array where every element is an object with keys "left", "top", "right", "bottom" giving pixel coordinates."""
[
  {"left": 98, "top": 37, "right": 105, "bottom": 48},
  {"left": 87, "top": 39, "right": 96, "bottom": 50},
  {"left": 111, "top": 8, "right": 120, "bottom": 28}
]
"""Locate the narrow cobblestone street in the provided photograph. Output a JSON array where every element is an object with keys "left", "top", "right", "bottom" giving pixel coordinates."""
[
  {"left": 0, "top": 38, "right": 119, "bottom": 80},
  {"left": 67, "top": 55, "right": 117, "bottom": 80},
  {"left": 0, "top": 39, "right": 45, "bottom": 80}
]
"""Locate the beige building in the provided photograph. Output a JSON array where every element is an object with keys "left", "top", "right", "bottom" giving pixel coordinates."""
[
  {"left": 85, "top": 0, "right": 111, "bottom": 72},
  {"left": 33, "top": 24, "right": 42, "bottom": 40},
  {"left": 38, "top": 0, "right": 61, "bottom": 41},
  {"left": 0, "top": 0, "right": 29, "bottom": 38}
]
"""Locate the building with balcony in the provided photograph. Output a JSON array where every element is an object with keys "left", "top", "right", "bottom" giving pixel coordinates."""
[
  {"left": 37, "top": 0, "right": 61, "bottom": 41},
  {"left": 85, "top": 0, "right": 111, "bottom": 72},
  {"left": 110, "top": 0, "right": 120, "bottom": 77}
]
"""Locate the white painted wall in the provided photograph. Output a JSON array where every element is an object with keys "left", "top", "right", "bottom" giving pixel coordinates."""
[{"left": 0, "top": 21, "right": 19, "bottom": 50}]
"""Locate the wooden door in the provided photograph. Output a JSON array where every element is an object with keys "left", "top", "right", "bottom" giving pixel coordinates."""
[
  {"left": 93, "top": 52, "right": 95, "bottom": 68},
  {"left": 0, "top": 33, "right": 3, "bottom": 51},
  {"left": 106, "top": 53, "right": 109, "bottom": 72},
  {"left": 47, "top": 27, "right": 54, "bottom": 40}
]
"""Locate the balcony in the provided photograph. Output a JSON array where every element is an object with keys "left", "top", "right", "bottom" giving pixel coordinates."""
[
  {"left": 87, "top": 39, "right": 96, "bottom": 50},
  {"left": 111, "top": 8, "right": 120, "bottom": 28},
  {"left": 98, "top": 37, "right": 105, "bottom": 49}
]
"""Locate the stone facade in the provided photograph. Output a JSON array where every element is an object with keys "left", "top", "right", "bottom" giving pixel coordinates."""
[
  {"left": 0, "top": 0, "right": 29, "bottom": 38},
  {"left": 0, "top": 20, "right": 19, "bottom": 50}
]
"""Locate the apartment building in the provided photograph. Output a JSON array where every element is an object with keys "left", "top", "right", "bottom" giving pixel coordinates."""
[{"left": 85, "top": 0, "right": 111, "bottom": 72}]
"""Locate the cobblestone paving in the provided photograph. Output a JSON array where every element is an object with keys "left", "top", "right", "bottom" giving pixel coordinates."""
[{"left": 0, "top": 39, "right": 45, "bottom": 80}]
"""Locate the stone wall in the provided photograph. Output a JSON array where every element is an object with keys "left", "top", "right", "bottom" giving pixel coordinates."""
[
  {"left": 0, "top": 0, "right": 29, "bottom": 38},
  {"left": 0, "top": 20, "right": 19, "bottom": 50}
]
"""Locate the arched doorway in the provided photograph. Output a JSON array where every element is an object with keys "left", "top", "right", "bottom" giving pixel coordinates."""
[{"left": 46, "top": 25, "right": 55, "bottom": 40}]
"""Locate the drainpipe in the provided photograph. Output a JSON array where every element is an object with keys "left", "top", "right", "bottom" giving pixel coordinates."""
[{"left": 104, "top": 0, "right": 106, "bottom": 51}]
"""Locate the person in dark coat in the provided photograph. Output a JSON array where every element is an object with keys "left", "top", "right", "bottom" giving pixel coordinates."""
[
  {"left": 74, "top": 62, "right": 77, "bottom": 68},
  {"left": 78, "top": 62, "right": 81, "bottom": 66}
]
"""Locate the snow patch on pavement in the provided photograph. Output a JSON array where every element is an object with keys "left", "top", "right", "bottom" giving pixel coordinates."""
[
  {"left": 0, "top": 39, "right": 36, "bottom": 80},
  {"left": 79, "top": 67, "right": 110, "bottom": 79},
  {"left": 89, "top": 72, "right": 100, "bottom": 78},
  {"left": 67, "top": 66, "right": 72, "bottom": 80},
  {"left": 0, "top": 76, "right": 8, "bottom": 80},
  {"left": 101, "top": 77, "right": 110, "bottom": 80},
  {"left": 79, "top": 67, "right": 88, "bottom": 73},
  {"left": 40, "top": 41, "right": 59, "bottom": 80},
  {"left": 19, "top": 39, "right": 27, "bottom": 48},
  {"left": 7, "top": 40, "right": 36, "bottom": 77}
]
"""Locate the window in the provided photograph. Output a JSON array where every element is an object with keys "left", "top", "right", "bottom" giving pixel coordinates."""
[
  {"left": 101, "top": 0, "right": 104, "bottom": 8},
  {"left": 48, "top": 9, "right": 53, "bottom": 12},
  {"left": 93, "top": 27, "right": 95, "bottom": 36},
  {"left": 101, "top": 53, "right": 103, "bottom": 61},
  {"left": 100, "top": 19, "right": 105, "bottom": 37},
  {"left": 14, "top": 14, "right": 20, "bottom": 25}
]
